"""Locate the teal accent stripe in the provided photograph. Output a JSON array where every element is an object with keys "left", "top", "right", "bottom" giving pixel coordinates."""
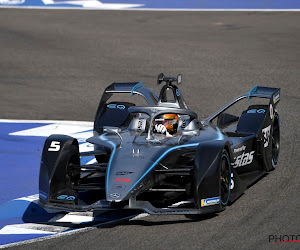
[
  {"left": 99, "top": 134, "right": 117, "bottom": 197},
  {"left": 130, "top": 81, "right": 143, "bottom": 96},
  {"left": 248, "top": 85, "right": 258, "bottom": 100},
  {"left": 101, "top": 127, "right": 225, "bottom": 200},
  {"left": 216, "top": 127, "right": 225, "bottom": 140}
]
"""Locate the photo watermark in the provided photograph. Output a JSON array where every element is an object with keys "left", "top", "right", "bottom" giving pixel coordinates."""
[{"left": 269, "top": 235, "right": 300, "bottom": 244}]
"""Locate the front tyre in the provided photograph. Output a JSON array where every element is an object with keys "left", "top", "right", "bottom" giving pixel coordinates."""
[
  {"left": 219, "top": 150, "right": 231, "bottom": 209},
  {"left": 65, "top": 145, "right": 81, "bottom": 189}
]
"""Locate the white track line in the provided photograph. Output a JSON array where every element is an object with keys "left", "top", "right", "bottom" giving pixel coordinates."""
[
  {"left": 0, "top": 119, "right": 93, "bottom": 125},
  {"left": 0, "top": 226, "right": 56, "bottom": 235},
  {"left": 49, "top": 214, "right": 95, "bottom": 224},
  {"left": 10, "top": 123, "right": 92, "bottom": 137},
  {"left": 0, "top": 213, "right": 143, "bottom": 249},
  {"left": 1, "top": 118, "right": 151, "bottom": 248}
]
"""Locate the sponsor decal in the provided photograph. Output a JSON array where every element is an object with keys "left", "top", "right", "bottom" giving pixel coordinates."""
[
  {"left": 110, "top": 193, "right": 120, "bottom": 199},
  {"left": 116, "top": 171, "right": 133, "bottom": 175},
  {"left": 39, "top": 191, "right": 48, "bottom": 201},
  {"left": 269, "top": 234, "right": 300, "bottom": 244},
  {"left": 0, "top": 0, "right": 25, "bottom": 4},
  {"left": 262, "top": 125, "right": 271, "bottom": 148},
  {"left": 201, "top": 197, "right": 220, "bottom": 207},
  {"left": 247, "top": 109, "right": 266, "bottom": 114},
  {"left": 273, "top": 92, "right": 280, "bottom": 104},
  {"left": 107, "top": 104, "right": 126, "bottom": 109},
  {"left": 233, "top": 145, "right": 246, "bottom": 153},
  {"left": 137, "top": 119, "right": 145, "bottom": 132},
  {"left": 57, "top": 195, "right": 75, "bottom": 200},
  {"left": 233, "top": 151, "right": 254, "bottom": 168},
  {"left": 113, "top": 184, "right": 126, "bottom": 191},
  {"left": 181, "top": 119, "right": 186, "bottom": 129},
  {"left": 114, "top": 178, "right": 130, "bottom": 182},
  {"left": 176, "top": 89, "right": 181, "bottom": 97}
]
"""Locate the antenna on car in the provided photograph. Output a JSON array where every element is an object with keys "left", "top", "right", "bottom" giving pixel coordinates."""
[{"left": 157, "top": 73, "right": 182, "bottom": 85}]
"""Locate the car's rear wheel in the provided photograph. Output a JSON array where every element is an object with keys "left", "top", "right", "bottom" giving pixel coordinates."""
[
  {"left": 219, "top": 150, "right": 231, "bottom": 209},
  {"left": 271, "top": 114, "right": 280, "bottom": 169}
]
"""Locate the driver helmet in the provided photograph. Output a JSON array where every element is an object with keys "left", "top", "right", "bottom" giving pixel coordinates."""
[{"left": 154, "top": 114, "right": 179, "bottom": 134}]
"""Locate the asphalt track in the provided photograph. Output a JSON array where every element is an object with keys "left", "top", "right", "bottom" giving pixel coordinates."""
[{"left": 0, "top": 9, "right": 299, "bottom": 249}]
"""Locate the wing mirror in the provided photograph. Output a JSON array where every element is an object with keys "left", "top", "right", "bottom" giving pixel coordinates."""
[
  {"left": 103, "top": 126, "right": 122, "bottom": 147},
  {"left": 103, "top": 126, "right": 121, "bottom": 134},
  {"left": 181, "top": 130, "right": 199, "bottom": 136}
]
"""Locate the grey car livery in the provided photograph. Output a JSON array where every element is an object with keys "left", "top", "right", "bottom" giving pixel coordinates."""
[{"left": 39, "top": 74, "right": 280, "bottom": 215}]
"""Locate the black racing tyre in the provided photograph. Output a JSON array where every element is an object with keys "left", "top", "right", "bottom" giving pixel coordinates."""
[
  {"left": 219, "top": 149, "right": 231, "bottom": 209},
  {"left": 65, "top": 145, "right": 80, "bottom": 188},
  {"left": 271, "top": 114, "right": 280, "bottom": 169}
]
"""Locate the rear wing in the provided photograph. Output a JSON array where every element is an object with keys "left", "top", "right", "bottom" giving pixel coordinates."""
[
  {"left": 204, "top": 85, "right": 280, "bottom": 123},
  {"left": 248, "top": 86, "right": 280, "bottom": 105},
  {"left": 102, "top": 82, "right": 159, "bottom": 106}
]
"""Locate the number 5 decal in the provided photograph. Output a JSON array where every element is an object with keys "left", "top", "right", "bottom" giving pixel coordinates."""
[{"left": 48, "top": 141, "right": 61, "bottom": 151}]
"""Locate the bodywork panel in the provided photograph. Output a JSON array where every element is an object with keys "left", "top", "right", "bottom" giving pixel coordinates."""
[{"left": 39, "top": 82, "right": 280, "bottom": 214}]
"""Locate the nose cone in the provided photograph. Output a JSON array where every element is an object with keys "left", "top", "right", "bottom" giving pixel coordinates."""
[{"left": 106, "top": 147, "right": 164, "bottom": 202}]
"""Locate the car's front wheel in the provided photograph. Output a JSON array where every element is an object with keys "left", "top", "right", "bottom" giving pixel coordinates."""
[{"left": 219, "top": 150, "right": 231, "bottom": 209}]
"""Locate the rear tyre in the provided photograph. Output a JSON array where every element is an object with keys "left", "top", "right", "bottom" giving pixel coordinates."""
[
  {"left": 219, "top": 150, "right": 231, "bottom": 209},
  {"left": 271, "top": 114, "right": 280, "bottom": 169}
]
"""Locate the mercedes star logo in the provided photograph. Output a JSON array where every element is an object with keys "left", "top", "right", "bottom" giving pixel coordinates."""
[{"left": 110, "top": 193, "right": 120, "bottom": 199}]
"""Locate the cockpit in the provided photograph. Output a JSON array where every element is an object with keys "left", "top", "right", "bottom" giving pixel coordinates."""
[
  {"left": 127, "top": 107, "right": 201, "bottom": 140},
  {"left": 94, "top": 73, "right": 202, "bottom": 138}
]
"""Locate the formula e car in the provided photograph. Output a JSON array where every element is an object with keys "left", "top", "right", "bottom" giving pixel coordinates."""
[{"left": 39, "top": 74, "right": 280, "bottom": 215}]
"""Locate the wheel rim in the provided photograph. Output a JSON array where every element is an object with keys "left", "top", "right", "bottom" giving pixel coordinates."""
[{"left": 220, "top": 154, "right": 231, "bottom": 206}]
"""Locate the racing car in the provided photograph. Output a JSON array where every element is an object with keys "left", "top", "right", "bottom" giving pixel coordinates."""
[{"left": 39, "top": 73, "right": 280, "bottom": 215}]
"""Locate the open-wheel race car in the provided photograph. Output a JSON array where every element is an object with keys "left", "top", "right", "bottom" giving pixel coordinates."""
[{"left": 39, "top": 74, "right": 280, "bottom": 215}]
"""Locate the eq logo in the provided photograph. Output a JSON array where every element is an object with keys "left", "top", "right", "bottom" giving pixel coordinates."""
[
  {"left": 233, "top": 151, "right": 254, "bottom": 168},
  {"left": 262, "top": 125, "right": 271, "bottom": 148},
  {"left": 247, "top": 109, "right": 265, "bottom": 114},
  {"left": 57, "top": 195, "right": 75, "bottom": 200},
  {"left": 114, "top": 178, "right": 130, "bottom": 182},
  {"left": 107, "top": 104, "right": 126, "bottom": 109}
]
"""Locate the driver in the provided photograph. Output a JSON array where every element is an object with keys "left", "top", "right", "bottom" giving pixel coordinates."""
[{"left": 153, "top": 114, "right": 179, "bottom": 137}]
